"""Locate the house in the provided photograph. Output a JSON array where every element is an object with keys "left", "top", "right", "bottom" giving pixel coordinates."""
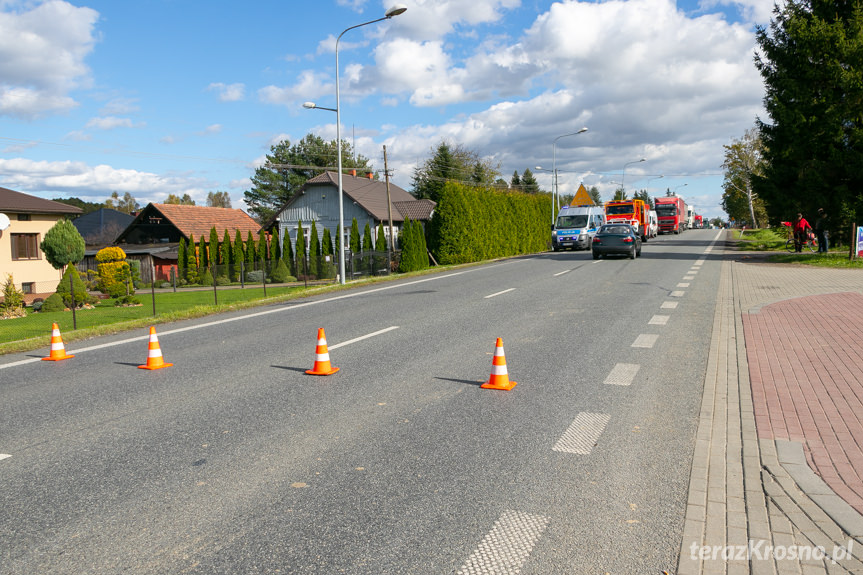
[
  {"left": 0, "top": 186, "right": 83, "bottom": 301},
  {"left": 265, "top": 171, "right": 436, "bottom": 252},
  {"left": 72, "top": 208, "right": 135, "bottom": 246},
  {"left": 79, "top": 203, "right": 262, "bottom": 282}
]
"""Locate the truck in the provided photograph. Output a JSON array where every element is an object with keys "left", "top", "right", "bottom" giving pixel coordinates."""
[
  {"left": 654, "top": 195, "right": 687, "bottom": 234},
  {"left": 552, "top": 205, "right": 606, "bottom": 251},
  {"left": 694, "top": 214, "right": 703, "bottom": 229},
  {"left": 686, "top": 205, "right": 695, "bottom": 230},
  {"left": 603, "top": 198, "right": 650, "bottom": 241}
]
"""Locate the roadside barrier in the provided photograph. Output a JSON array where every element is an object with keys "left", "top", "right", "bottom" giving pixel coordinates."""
[
  {"left": 481, "top": 338, "right": 517, "bottom": 390},
  {"left": 138, "top": 326, "right": 173, "bottom": 370},
  {"left": 42, "top": 323, "right": 74, "bottom": 361},
  {"left": 305, "top": 328, "right": 340, "bottom": 376}
]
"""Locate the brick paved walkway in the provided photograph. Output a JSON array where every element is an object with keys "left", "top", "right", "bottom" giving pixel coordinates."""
[{"left": 744, "top": 292, "right": 863, "bottom": 515}]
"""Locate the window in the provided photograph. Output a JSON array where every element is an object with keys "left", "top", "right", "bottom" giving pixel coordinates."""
[
  {"left": 17, "top": 214, "right": 31, "bottom": 221},
  {"left": 21, "top": 282, "right": 34, "bottom": 294},
  {"left": 11, "top": 233, "right": 40, "bottom": 260}
]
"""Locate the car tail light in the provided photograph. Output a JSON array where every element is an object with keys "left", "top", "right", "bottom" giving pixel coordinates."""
[
  {"left": 592, "top": 237, "right": 601, "bottom": 243},
  {"left": 622, "top": 237, "right": 633, "bottom": 243}
]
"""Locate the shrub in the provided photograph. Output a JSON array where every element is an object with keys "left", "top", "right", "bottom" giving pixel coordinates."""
[
  {"left": 270, "top": 258, "right": 291, "bottom": 283},
  {"left": 96, "top": 246, "right": 131, "bottom": 297},
  {"left": 215, "top": 275, "right": 231, "bottom": 286},
  {"left": 56, "top": 266, "right": 96, "bottom": 308},
  {"left": 200, "top": 269, "right": 214, "bottom": 286},
  {"left": 114, "top": 295, "right": 141, "bottom": 306},
  {"left": 245, "top": 270, "right": 264, "bottom": 283},
  {"left": 1, "top": 273, "right": 26, "bottom": 318},
  {"left": 42, "top": 293, "right": 65, "bottom": 312}
]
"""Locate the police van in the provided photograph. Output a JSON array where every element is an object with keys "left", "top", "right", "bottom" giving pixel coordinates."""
[{"left": 551, "top": 205, "right": 606, "bottom": 251}]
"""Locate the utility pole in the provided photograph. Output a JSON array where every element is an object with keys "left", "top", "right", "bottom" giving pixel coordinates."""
[{"left": 383, "top": 145, "right": 395, "bottom": 272}]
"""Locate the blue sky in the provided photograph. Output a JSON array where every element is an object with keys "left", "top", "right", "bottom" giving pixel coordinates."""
[{"left": 0, "top": 0, "right": 773, "bottom": 220}]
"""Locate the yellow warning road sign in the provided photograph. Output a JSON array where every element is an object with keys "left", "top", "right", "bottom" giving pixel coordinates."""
[{"left": 570, "top": 184, "right": 594, "bottom": 206}]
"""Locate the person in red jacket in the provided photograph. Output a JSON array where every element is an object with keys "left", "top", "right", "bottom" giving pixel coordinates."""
[{"left": 793, "top": 213, "right": 812, "bottom": 252}]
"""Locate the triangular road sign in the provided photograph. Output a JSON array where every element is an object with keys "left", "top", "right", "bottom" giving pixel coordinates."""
[{"left": 570, "top": 184, "right": 594, "bottom": 206}]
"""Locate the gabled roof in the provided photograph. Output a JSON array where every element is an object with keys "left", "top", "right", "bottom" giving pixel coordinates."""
[
  {"left": 268, "top": 171, "right": 434, "bottom": 226},
  {"left": 0, "top": 186, "right": 83, "bottom": 215},
  {"left": 117, "top": 203, "right": 261, "bottom": 243},
  {"left": 72, "top": 208, "right": 135, "bottom": 242}
]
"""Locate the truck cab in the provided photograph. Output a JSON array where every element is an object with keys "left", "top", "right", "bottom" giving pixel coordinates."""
[{"left": 552, "top": 205, "right": 606, "bottom": 251}]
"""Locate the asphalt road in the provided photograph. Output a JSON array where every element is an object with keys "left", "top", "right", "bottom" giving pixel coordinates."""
[{"left": 0, "top": 229, "right": 724, "bottom": 574}]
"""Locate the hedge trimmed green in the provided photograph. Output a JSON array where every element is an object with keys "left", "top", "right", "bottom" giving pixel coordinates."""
[{"left": 428, "top": 181, "right": 551, "bottom": 264}]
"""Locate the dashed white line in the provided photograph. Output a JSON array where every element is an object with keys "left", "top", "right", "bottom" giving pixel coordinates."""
[
  {"left": 661, "top": 301, "right": 679, "bottom": 309},
  {"left": 683, "top": 275, "right": 695, "bottom": 280},
  {"left": 670, "top": 290, "right": 685, "bottom": 297},
  {"left": 553, "top": 269, "right": 571, "bottom": 277},
  {"left": 677, "top": 282, "right": 690, "bottom": 288},
  {"left": 0, "top": 454, "right": 11, "bottom": 461},
  {"left": 553, "top": 412, "right": 610, "bottom": 454},
  {"left": 328, "top": 326, "right": 399, "bottom": 350},
  {"left": 604, "top": 363, "right": 640, "bottom": 386},
  {"left": 632, "top": 334, "right": 659, "bottom": 348},
  {"left": 485, "top": 288, "right": 516, "bottom": 299},
  {"left": 457, "top": 510, "right": 550, "bottom": 575},
  {"left": 649, "top": 315, "right": 670, "bottom": 325}
]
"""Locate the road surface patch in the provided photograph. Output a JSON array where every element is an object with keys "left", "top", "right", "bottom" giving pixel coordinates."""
[
  {"left": 553, "top": 412, "right": 610, "bottom": 454},
  {"left": 457, "top": 510, "right": 550, "bottom": 575},
  {"left": 604, "top": 363, "right": 640, "bottom": 386}
]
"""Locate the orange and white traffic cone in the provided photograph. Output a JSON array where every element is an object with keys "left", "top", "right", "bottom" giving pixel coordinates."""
[
  {"left": 481, "top": 338, "right": 517, "bottom": 390},
  {"left": 42, "top": 323, "right": 74, "bottom": 361},
  {"left": 138, "top": 326, "right": 173, "bottom": 370},
  {"left": 305, "top": 328, "right": 339, "bottom": 375}
]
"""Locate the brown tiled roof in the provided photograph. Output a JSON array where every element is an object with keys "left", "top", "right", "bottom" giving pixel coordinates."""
[
  {"left": 150, "top": 203, "right": 261, "bottom": 239},
  {"left": 304, "top": 172, "right": 434, "bottom": 222},
  {"left": 0, "top": 186, "right": 83, "bottom": 215},
  {"left": 393, "top": 199, "right": 436, "bottom": 221}
]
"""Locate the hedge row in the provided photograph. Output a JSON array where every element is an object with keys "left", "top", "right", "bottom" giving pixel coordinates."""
[{"left": 428, "top": 182, "right": 551, "bottom": 264}]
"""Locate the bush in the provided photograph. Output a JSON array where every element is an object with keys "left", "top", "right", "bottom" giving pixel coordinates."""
[
  {"left": 96, "top": 246, "right": 131, "bottom": 297},
  {"left": 114, "top": 295, "right": 141, "bottom": 306},
  {"left": 200, "top": 269, "right": 214, "bottom": 286},
  {"left": 1, "top": 273, "right": 25, "bottom": 318},
  {"left": 41, "top": 293, "right": 65, "bottom": 312},
  {"left": 56, "top": 266, "right": 96, "bottom": 308},
  {"left": 270, "top": 259, "right": 291, "bottom": 283},
  {"left": 215, "top": 275, "right": 231, "bottom": 286},
  {"left": 245, "top": 270, "right": 264, "bottom": 283}
]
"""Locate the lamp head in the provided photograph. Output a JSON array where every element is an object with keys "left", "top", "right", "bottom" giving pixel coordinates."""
[
  {"left": 577, "top": 127, "right": 588, "bottom": 134},
  {"left": 303, "top": 102, "right": 316, "bottom": 109},
  {"left": 385, "top": 4, "right": 407, "bottom": 18}
]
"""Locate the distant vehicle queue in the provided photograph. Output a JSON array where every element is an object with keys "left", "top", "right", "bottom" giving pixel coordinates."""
[{"left": 551, "top": 195, "right": 707, "bottom": 253}]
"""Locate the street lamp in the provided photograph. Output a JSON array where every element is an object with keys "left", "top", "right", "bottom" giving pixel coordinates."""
[
  {"left": 305, "top": 4, "right": 407, "bottom": 285},
  {"left": 620, "top": 158, "right": 645, "bottom": 195},
  {"left": 551, "top": 128, "right": 588, "bottom": 223},
  {"left": 672, "top": 183, "right": 688, "bottom": 196}
]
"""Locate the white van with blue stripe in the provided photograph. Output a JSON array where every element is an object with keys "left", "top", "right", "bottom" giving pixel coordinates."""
[{"left": 551, "top": 205, "right": 606, "bottom": 251}]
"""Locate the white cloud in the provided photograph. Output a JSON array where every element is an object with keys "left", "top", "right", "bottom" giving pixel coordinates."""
[
  {"left": 207, "top": 82, "right": 246, "bottom": 102},
  {"left": 0, "top": 157, "right": 212, "bottom": 203},
  {"left": 198, "top": 124, "right": 223, "bottom": 136},
  {"left": 258, "top": 70, "right": 334, "bottom": 106},
  {"left": 394, "top": 0, "right": 521, "bottom": 42},
  {"left": 0, "top": 0, "right": 99, "bottom": 118},
  {"left": 85, "top": 116, "right": 142, "bottom": 130}
]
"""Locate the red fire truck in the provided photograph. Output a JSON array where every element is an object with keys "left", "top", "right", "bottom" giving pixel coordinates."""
[
  {"left": 654, "top": 195, "right": 687, "bottom": 234},
  {"left": 603, "top": 199, "right": 651, "bottom": 241}
]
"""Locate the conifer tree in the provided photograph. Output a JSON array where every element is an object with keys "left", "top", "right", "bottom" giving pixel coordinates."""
[
  {"left": 246, "top": 231, "right": 256, "bottom": 270},
  {"left": 295, "top": 221, "right": 307, "bottom": 278},
  {"left": 309, "top": 221, "right": 320, "bottom": 279},
  {"left": 363, "top": 222, "right": 373, "bottom": 253},
  {"left": 220, "top": 229, "right": 231, "bottom": 277},
  {"left": 257, "top": 231, "right": 267, "bottom": 266},
  {"left": 321, "top": 227, "right": 334, "bottom": 279},
  {"left": 177, "top": 237, "right": 187, "bottom": 279},
  {"left": 284, "top": 231, "right": 295, "bottom": 277},
  {"left": 233, "top": 230, "right": 244, "bottom": 281},
  {"left": 199, "top": 234, "right": 208, "bottom": 269},
  {"left": 209, "top": 227, "right": 220, "bottom": 267},
  {"left": 186, "top": 236, "right": 198, "bottom": 282},
  {"left": 375, "top": 222, "right": 387, "bottom": 252},
  {"left": 350, "top": 218, "right": 361, "bottom": 253}
]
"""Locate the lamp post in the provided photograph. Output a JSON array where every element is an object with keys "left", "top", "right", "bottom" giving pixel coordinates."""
[
  {"left": 620, "top": 158, "right": 646, "bottom": 196},
  {"left": 551, "top": 128, "right": 588, "bottom": 224},
  {"left": 304, "top": 4, "right": 407, "bottom": 285}
]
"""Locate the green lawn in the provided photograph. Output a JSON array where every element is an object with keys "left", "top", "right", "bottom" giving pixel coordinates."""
[
  {"left": 733, "top": 228, "right": 863, "bottom": 268},
  {"left": 0, "top": 285, "right": 304, "bottom": 353}
]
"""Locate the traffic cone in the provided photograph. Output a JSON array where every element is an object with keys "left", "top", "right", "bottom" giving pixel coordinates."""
[
  {"left": 42, "top": 323, "right": 74, "bottom": 361},
  {"left": 305, "top": 328, "right": 339, "bottom": 375},
  {"left": 138, "top": 326, "right": 173, "bottom": 370},
  {"left": 481, "top": 338, "right": 517, "bottom": 390}
]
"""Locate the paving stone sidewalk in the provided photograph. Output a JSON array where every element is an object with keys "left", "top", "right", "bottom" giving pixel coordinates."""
[{"left": 677, "top": 241, "right": 863, "bottom": 575}]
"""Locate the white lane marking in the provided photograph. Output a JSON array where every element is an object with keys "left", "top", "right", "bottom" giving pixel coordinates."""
[
  {"left": 0, "top": 454, "right": 11, "bottom": 461},
  {"left": 553, "top": 412, "right": 610, "bottom": 454},
  {"left": 1, "top": 270, "right": 477, "bottom": 370},
  {"left": 457, "top": 510, "right": 550, "bottom": 575},
  {"left": 328, "top": 326, "right": 399, "bottom": 350},
  {"left": 632, "top": 334, "right": 659, "bottom": 348},
  {"left": 688, "top": 268, "right": 699, "bottom": 273},
  {"left": 553, "top": 269, "right": 571, "bottom": 277},
  {"left": 670, "top": 290, "right": 685, "bottom": 297},
  {"left": 677, "top": 282, "right": 690, "bottom": 288},
  {"left": 592, "top": 260, "right": 602, "bottom": 264},
  {"left": 484, "top": 288, "right": 516, "bottom": 299},
  {"left": 683, "top": 275, "right": 695, "bottom": 280},
  {"left": 604, "top": 363, "right": 640, "bottom": 386},
  {"left": 649, "top": 315, "right": 670, "bottom": 326},
  {"left": 661, "top": 301, "right": 679, "bottom": 309}
]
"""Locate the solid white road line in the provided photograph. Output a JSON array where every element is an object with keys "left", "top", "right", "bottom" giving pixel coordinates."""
[
  {"left": 328, "top": 326, "right": 399, "bottom": 350},
  {"left": 553, "top": 269, "right": 571, "bottom": 276},
  {"left": 604, "top": 363, "right": 640, "bottom": 386},
  {"left": 553, "top": 412, "right": 610, "bottom": 455},
  {"left": 484, "top": 288, "right": 515, "bottom": 299},
  {"left": 457, "top": 510, "right": 550, "bottom": 575}
]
